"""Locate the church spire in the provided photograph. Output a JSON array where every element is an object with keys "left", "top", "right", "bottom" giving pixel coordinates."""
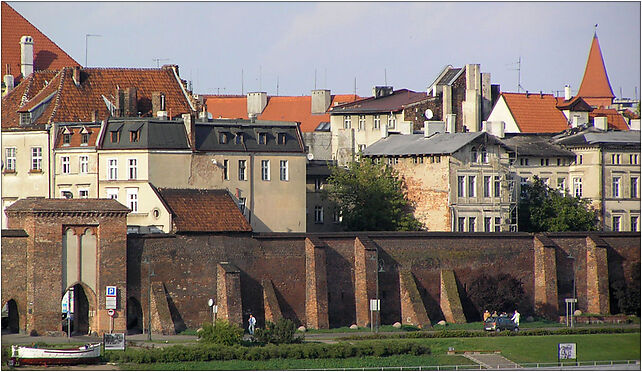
[{"left": 577, "top": 31, "right": 615, "bottom": 108}]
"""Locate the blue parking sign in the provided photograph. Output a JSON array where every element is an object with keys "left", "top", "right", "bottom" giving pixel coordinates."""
[{"left": 106, "top": 286, "right": 117, "bottom": 297}]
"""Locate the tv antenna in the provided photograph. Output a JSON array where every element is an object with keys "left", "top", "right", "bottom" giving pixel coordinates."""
[
  {"left": 85, "top": 34, "right": 102, "bottom": 67},
  {"left": 507, "top": 56, "right": 525, "bottom": 93},
  {"left": 152, "top": 58, "right": 169, "bottom": 68}
]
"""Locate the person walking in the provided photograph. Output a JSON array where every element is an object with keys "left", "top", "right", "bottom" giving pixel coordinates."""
[
  {"left": 248, "top": 314, "right": 256, "bottom": 335},
  {"left": 511, "top": 309, "right": 520, "bottom": 326},
  {"left": 483, "top": 310, "right": 491, "bottom": 321}
]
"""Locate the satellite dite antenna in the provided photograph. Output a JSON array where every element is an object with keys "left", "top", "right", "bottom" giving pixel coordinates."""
[{"left": 424, "top": 109, "right": 433, "bottom": 120}]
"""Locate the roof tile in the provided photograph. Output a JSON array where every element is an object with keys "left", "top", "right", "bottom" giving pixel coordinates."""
[
  {"left": 577, "top": 35, "right": 615, "bottom": 103},
  {"left": 501, "top": 92, "right": 570, "bottom": 133}
]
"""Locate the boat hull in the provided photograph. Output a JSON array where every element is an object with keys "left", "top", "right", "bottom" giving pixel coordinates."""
[{"left": 11, "top": 343, "right": 101, "bottom": 366}]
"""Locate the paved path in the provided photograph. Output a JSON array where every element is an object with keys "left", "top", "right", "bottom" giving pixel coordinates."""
[{"left": 463, "top": 352, "right": 521, "bottom": 369}]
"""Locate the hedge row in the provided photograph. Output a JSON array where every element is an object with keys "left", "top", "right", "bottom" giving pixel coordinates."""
[
  {"left": 104, "top": 340, "right": 430, "bottom": 364},
  {"left": 341, "top": 327, "right": 640, "bottom": 341}
]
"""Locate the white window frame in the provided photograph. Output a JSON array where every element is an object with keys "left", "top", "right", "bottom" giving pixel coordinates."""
[
  {"left": 126, "top": 188, "right": 138, "bottom": 213},
  {"left": 5, "top": 147, "right": 16, "bottom": 171},
  {"left": 280, "top": 160, "right": 289, "bottom": 181},
  {"left": 612, "top": 176, "right": 621, "bottom": 198},
  {"left": 79, "top": 155, "right": 89, "bottom": 174},
  {"left": 78, "top": 189, "right": 89, "bottom": 198},
  {"left": 557, "top": 177, "right": 566, "bottom": 191},
  {"left": 573, "top": 177, "right": 582, "bottom": 197},
  {"left": 457, "top": 176, "right": 465, "bottom": 198},
  {"left": 358, "top": 115, "right": 366, "bottom": 131},
  {"left": 387, "top": 114, "right": 396, "bottom": 129},
  {"left": 238, "top": 197, "right": 246, "bottom": 214},
  {"left": 631, "top": 215, "right": 639, "bottom": 232},
  {"left": 483, "top": 176, "right": 491, "bottom": 198},
  {"left": 494, "top": 176, "right": 501, "bottom": 198},
  {"left": 61, "top": 156, "right": 70, "bottom": 174},
  {"left": 238, "top": 160, "right": 247, "bottom": 181},
  {"left": 468, "top": 217, "right": 476, "bottom": 232},
  {"left": 612, "top": 215, "right": 621, "bottom": 232},
  {"left": 467, "top": 175, "right": 476, "bottom": 197},
  {"left": 107, "top": 158, "right": 118, "bottom": 180},
  {"left": 261, "top": 159, "right": 270, "bottom": 181},
  {"left": 494, "top": 216, "right": 501, "bottom": 232},
  {"left": 106, "top": 188, "right": 119, "bottom": 200},
  {"left": 128, "top": 158, "right": 138, "bottom": 180},
  {"left": 631, "top": 176, "right": 639, "bottom": 198},
  {"left": 314, "top": 205, "right": 324, "bottom": 224},
  {"left": 373, "top": 115, "right": 380, "bottom": 129},
  {"left": 31, "top": 147, "right": 42, "bottom": 171},
  {"left": 60, "top": 189, "right": 73, "bottom": 199},
  {"left": 344, "top": 115, "right": 351, "bottom": 129}
]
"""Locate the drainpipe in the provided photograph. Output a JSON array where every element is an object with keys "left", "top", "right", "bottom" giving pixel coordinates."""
[
  {"left": 600, "top": 147, "right": 606, "bottom": 230},
  {"left": 47, "top": 123, "right": 53, "bottom": 197},
  {"left": 249, "top": 153, "right": 254, "bottom": 227}
]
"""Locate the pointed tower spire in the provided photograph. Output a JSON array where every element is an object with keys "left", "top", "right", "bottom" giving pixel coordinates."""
[{"left": 577, "top": 31, "right": 615, "bottom": 108}]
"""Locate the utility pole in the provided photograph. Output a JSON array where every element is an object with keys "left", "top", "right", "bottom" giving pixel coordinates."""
[{"left": 85, "top": 34, "right": 102, "bottom": 67}]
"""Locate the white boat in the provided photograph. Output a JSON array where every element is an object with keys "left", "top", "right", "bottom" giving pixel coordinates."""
[{"left": 10, "top": 343, "right": 102, "bottom": 366}]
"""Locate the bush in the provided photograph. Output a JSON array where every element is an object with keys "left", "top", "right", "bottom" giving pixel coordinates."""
[
  {"left": 197, "top": 319, "right": 243, "bottom": 346},
  {"left": 254, "top": 318, "right": 302, "bottom": 344}
]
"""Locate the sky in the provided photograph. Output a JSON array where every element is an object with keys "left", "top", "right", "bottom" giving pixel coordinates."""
[{"left": 9, "top": 1, "right": 642, "bottom": 99}]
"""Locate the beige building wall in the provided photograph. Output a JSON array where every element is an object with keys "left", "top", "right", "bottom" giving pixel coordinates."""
[
  {"left": 1, "top": 130, "right": 50, "bottom": 228},
  {"left": 54, "top": 149, "right": 99, "bottom": 199},
  {"left": 486, "top": 97, "right": 520, "bottom": 133},
  {"left": 602, "top": 148, "right": 640, "bottom": 231}
]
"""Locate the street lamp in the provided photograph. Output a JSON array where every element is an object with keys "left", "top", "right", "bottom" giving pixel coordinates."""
[
  {"left": 567, "top": 253, "right": 576, "bottom": 328},
  {"left": 376, "top": 258, "right": 385, "bottom": 333}
]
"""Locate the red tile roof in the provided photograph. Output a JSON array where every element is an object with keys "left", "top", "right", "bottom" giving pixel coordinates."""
[
  {"left": 1, "top": 2, "right": 80, "bottom": 82},
  {"left": 54, "top": 124, "right": 101, "bottom": 149},
  {"left": 155, "top": 188, "right": 252, "bottom": 233},
  {"left": 501, "top": 92, "right": 570, "bottom": 133},
  {"left": 577, "top": 35, "right": 615, "bottom": 106},
  {"left": 2, "top": 66, "right": 195, "bottom": 129},
  {"left": 205, "top": 94, "right": 361, "bottom": 132},
  {"left": 590, "top": 108, "right": 629, "bottom": 130}
]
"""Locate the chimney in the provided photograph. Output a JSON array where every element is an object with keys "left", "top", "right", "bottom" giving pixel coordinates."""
[
  {"left": 182, "top": 113, "right": 196, "bottom": 150},
  {"left": 115, "top": 88, "right": 126, "bottom": 117},
  {"left": 125, "top": 87, "right": 137, "bottom": 117},
  {"left": 311, "top": 89, "right": 331, "bottom": 114},
  {"left": 423, "top": 121, "right": 446, "bottom": 137},
  {"left": 199, "top": 103, "right": 208, "bottom": 120},
  {"left": 247, "top": 92, "right": 267, "bottom": 117},
  {"left": 91, "top": 110, "right": 98, "bottom": 123},
  {"left": 3, "top": 75, "right": 14, "bottom": 95},
  {"left": 564, "top": 85, "right": 572, "bottom": 100},
  {"left": 20, "top": 36, "right": 34, "bottom": 77},
  {"left": 594, "top": 116, "right": 608, "bottom": 131},
  {"left": 152, "top": 92, "right": 167, "bottom": 118},
  {"left": 446, "top": 114, "right": 456, "bottom": 133},
  {"left": 72, "top": 66, "right": 81, "bottom": 86},
  {"left": 372, "top": 86, "right": 394, "bottom": 98}
]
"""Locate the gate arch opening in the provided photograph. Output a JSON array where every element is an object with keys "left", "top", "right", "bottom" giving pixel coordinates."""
[
  {"left": 2, "top": 300, "right": 19, "bottom": 333},
  {"left": 127, "top": 297, "right": 143, "bottom": 334},
  {"left": 62, "top": 283, "right": 96, "bottom": 335}
]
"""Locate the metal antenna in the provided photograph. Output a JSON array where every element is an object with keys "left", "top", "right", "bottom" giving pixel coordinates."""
[
  {"left": 506, "top": 56, "right": 524, "bottom": 92},
  {"left": 276, "top": 75, "right": 279, "bottom": 96},
  {"left": 152, "top": 58, "right": 169, "bottom": 68},
  {"left": 241, "top": 69, "right": 244, "bottom": 95},
  {"left": 384, "top": 68, "right": 387, "bottom": 86},
  {"left": 85, "top": 34, "right": 102, "bottom": 67}
]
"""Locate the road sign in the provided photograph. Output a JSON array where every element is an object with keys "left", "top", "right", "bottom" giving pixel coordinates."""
[
  {"left": 369, "top": 299, "right": 380, "bottom": 311},
  {"left": 106, "top": 297, "right": 117, "bottom": 310},
  {"left": 108, "top": 309, "right": 115, "bottom": 317},
  {"left": 106, "top": 286, "right": 117, "bottom": 297},
  {"left": 558, "top": 343, "right": 577, "bottom": 360},
  {"left": 212, "top": 305, "right": 218, "bottom": 313}
]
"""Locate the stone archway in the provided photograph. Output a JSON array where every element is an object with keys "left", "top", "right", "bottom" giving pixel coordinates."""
[
  {"left": 127, "top": 297, "right": 143, "bottom": 334},
  {"left": 62, "top": 283, "right": 97, "bottom": 335},
  {"left": 2, "top": 299, "right": 19, "bottom": 333}
]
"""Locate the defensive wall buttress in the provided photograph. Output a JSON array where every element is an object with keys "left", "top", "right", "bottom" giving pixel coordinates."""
[{"left": 1, "top": 200, "right": 640, "bottom": 335}]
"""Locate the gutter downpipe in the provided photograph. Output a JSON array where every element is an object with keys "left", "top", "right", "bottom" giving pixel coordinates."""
[{"left": 600, "top": 147, "right": 606, "bottom": 231}]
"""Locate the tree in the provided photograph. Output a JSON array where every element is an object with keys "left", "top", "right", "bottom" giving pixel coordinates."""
[
  {"left": 325, "top": 159, "right": 422, "bottom": 231},
  {"left": 468, "top": 273, "right": 527, "bottom": 316},
  {"left": 518, "top": 176, "right": 599, "bottom": 232}
]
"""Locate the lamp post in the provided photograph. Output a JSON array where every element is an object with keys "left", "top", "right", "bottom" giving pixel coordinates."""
[
  {"left": 567, "top": 253, "right": 576, "bottom": 328},
  {"left": 376, "top": 258, "right": 385, "bottom": 333}
]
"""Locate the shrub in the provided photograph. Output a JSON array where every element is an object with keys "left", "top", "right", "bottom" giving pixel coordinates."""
[
  {"left": 197, "top": 319, "right": 243, "bottom": 346},
  {"left": 254, "top": 318, "right": 302, "bottom": 344}
]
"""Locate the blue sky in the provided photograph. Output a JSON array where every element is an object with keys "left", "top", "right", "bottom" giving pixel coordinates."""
[{"left": 10, "top": 1, "right": 641, "bottom": 99}]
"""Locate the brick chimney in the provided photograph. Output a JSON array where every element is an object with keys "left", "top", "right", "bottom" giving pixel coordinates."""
[
  {"left": 124, "top": 87, "right": 137, "bottom": 117},
  {"left": 20, "top": 36, "right": 34, "bottom": 78},
  {"left": 115, "top": 88, "right": 125, "bottom": 117},
  {"left": 152, "top": 92, "right": 167, "bottom": 118}
]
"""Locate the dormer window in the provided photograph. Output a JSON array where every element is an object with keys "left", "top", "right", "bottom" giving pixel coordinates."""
[
  {"left": 278, "top": 133, "right": 287, "bottom": 145},
  {"left": 110, "top": 131, "right": 120, "bottom": 143},
  {"left": 219, "top": 132, "right": 229, "bottom": 144},
  {"left": 20, "top": 112, "right": 31, "bottom": 126},
  {"left": 81, "top": 133, "right": 89, "bottom": 144},
  {"left": 63, "top": 133, "right": 71, "bottom": 145},
  {"left": 130, "top": 130, "right": 140, "bottom": 142},
  {"left": 258, "top": 132, "right": 268, "bottom": 145},
  {"left": 235, "top": 133, "right": 244, "bottom": 145}
]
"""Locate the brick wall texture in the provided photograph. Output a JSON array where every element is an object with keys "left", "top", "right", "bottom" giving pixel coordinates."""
[{"left": 2, "top": 209, "right": 640, "bottom": 333}]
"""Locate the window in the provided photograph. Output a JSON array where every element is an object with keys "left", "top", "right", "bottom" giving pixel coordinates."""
[
  {"left": 258, "top": 133, "right": 267, "bottom": 145},
  {"left": 314, "top": 177, "right": 322, "bottom": 191},
  {"left": 108, "top": 159, "right": 118, "bottom": 180},
  {"left": 457, "top": 217, "right": 465, "bottom": 232},
  {"left": 494, "top": 217, "right": 501, "bottom": 232},
  {"left": 128, "top": 159, "right": 137, "bottom": 180},
  {"left": 63, "top": 133, "right": 71, "bottom": 145},
  {"left": 373, "top": 115, "right": 380, "bottom": 129},
  {"left": 110, "top": 131, "right": 119, "bottom": 143},
  {"left": 520, "top": 158, "right": 529, "bottom": 166},
  {"left": 557, "top": 177, "right": 566, "bottom": 191},
  {"left": 219, "top": 132, "right": 228, "bottom": 144},
  {"left": 630, "top": 154, "right": 639, "bottom": 165},
  {"left": 61, "top": 190, "right": 73, "bottom": 199},
  {"left": 540, "top": 158, "right": 549, "bottom": 166},
  {"left": 573, "top": 177, "right": 582, "bottom": 197},
  {"left": 494, "top": 176, "right": 501, "bottom": 198},
  {"left": 484, "top": 217, "right": 492, "bottom": 232},
  {"left": 61, "top": 156, "right": 70, "bottom": 174},
  {"left": 5, "top": 147, "right": 16, "bottom": 171},
  {"left": 481, "top": 148, "right": 488, "bottom": 163},
  {"left": 126, "top": 188, "right": 138, "bottom": 213},
  {"left": 612, "top": 177, "right": 621, "bottom": 198},
  {"left": 106, "top": 188, "right": 118, "bottom": 199},
  {"left": 471, "top": 148, "right": 478, "bottom": 163},
  {"left": 130, "top": 130, "right": 140, "bottom": 143},
  {"left": 277, "top": 133, "right": 287, "bottom": 145},
  {"left": 343, "top": 115, "right": 351, "bottom": 129},
  {"left": 631, "top": 177, "right": 639, "bottom": 198},
  {"left": 631, "top": 216, "right": 639, "bottom": 232},
  {"left": 393, "top": 157, "right": 398, "bottom": 165},
  {"left": 611, "top": 154, "right": 621, "bottom": 164},
  {"left": 467, "top": 217, "right": 476, "bottom": 232},
  {"left": 79, "top": 189, "right": 89, "bottom": 198},
  {"left": 79, "top": 156, "right": 88, "bottom": 174},
  {"left": 418, "top": 156, "right": 424, "bottom": 164},
  {"left": 483, "top": 176, "right": 491, "bottom": 197},
  {"left": 20, "top": 112, "right": 31, "bottom": 126},
  {"left": 358, "top": 115, "right": 366, "bottom": 131},
  {"left": 280, "top": 160, "right": 289, "bottom": 181},
  {"left": 358, "top": 144, "right": 366, "bottom": 153},
  {"left": 457, "top": 176, "right": 465, "bottom": 197},
  {"left": 540, "top": 177, "right": 549, "bottom": 186},
  {"left": 261, "top": 160, "right": 270, "bottom": 181},
  {"left": 235, "top": 133, "right": 244, "bottom": 145},
  {"left": 577, "top": 155, "right": 583, "bottom": 164},
  {"left": 387, "top": 114, "right": 396, "bottom": 129},
  {"left": 223, "top": 159, "right": 229, "bottom": 180},
  {"left": 467, "top": 176, "right": 476, "bottom": 197},
  {"left": 238, "top": 197, "right": 246, "bottom": 213},
  {"left": 238, "top": 160, "right": 247, "bottom": 181},
  {"left": 333, "top": 210, "right": 341, "bottom": 223},
  {"left": 81, "top": 133, "right": 89, "bottom": 145},
  {"left": 314, "top": 206, "right": 324, "bottom": 224},
  {"left": 31, "top": 147, "right": 42, "bottom": 171},
  {"left": 612, "top": 216, "right": 621, "bottom": 232}
]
